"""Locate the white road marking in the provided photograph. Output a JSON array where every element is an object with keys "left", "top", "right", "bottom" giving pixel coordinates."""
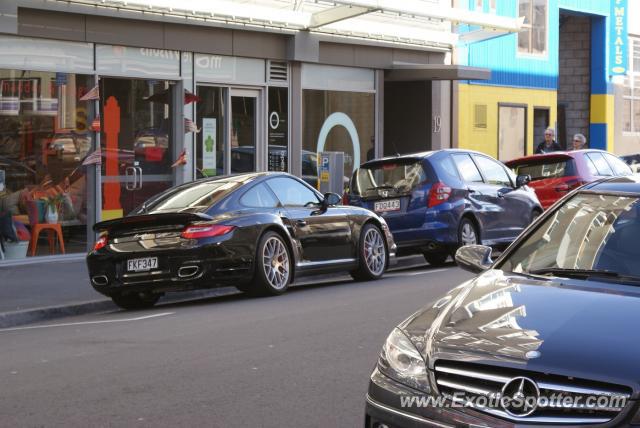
[
  {"left": 0, "top": 312, "right": 174, "bottom": 333},
  {"left": 385, "top": 268, "right": 450, "bottom": 278}
]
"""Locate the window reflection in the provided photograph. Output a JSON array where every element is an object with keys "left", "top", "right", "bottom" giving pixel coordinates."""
[
  {"left": 303, "top": 90, "right": 374, "bottom": 189},
  {"left": 501, "top": 193, "right": 640, "bottom": 276},
  {"left": 0, "top": 70, "right": 92, "bottom": 257}
]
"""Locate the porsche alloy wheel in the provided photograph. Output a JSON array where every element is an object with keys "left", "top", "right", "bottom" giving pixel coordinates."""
[{"left": 262, "top": 235, "right": 290, "bottom": 290}]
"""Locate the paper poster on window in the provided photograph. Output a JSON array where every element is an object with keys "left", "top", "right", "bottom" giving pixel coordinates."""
[{"left": 202, "top": 118, "right": 216, "bottom": 176}]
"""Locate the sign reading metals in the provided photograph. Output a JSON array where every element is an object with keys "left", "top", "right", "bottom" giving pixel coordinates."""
[{"left": 610, "top": 0, "right": 628, "bottom": 76}]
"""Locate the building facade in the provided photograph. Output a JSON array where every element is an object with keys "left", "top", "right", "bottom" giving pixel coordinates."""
[
  {"left": 0, "top": 0, "right": 521, "bottom": 262},
  {"left": 455, "top": 0, "right": 627, "bottom": 159},
  {"left": 615, "top": 0, "right": 639, "bottom": 154}
]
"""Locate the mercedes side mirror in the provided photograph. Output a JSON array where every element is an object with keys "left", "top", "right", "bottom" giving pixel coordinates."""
[
  {"left": 516, "top": 174, "right": 531, "bottom": 188},
  {"left": 455, "top": 245, "right": 493, "bottom": 274},
  {"left": 323, "top": 192, "right": 342, "bottom": 207}
]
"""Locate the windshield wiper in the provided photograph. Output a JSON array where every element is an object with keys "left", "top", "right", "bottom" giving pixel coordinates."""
[{"left": 529, "top": 268, "right": 640, "bottom": 284}]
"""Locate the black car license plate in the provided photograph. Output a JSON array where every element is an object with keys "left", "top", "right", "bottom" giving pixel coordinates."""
[{"left": 127, "top": 257, "right": 158, "bottom": 272}]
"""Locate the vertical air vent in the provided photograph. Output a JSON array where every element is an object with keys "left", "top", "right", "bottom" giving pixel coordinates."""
[
  {"left": 474, "top": 104, "right": 487, "bottom": 129},
  {"left": 268, "top": 61, "right": 288, "bottom": 83}
]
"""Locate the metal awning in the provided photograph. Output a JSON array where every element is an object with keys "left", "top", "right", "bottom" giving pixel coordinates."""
[
  {"left": 385, "top": 63, "right": 491, "bottom": 81},
  {"left": 57, "top": 0, "right": 523, "bottom": 49}
]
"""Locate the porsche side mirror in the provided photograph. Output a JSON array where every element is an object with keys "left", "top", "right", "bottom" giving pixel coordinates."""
[
  {"left": 455, "top": 245, "right": 493, "bottom": 274},
  {"left": 516, "top": 174, "right": 531, "bottom": 188}
]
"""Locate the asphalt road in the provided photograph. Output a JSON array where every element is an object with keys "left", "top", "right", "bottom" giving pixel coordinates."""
[{"left": 0, "top": 264, "right": 473, "bottom": 428}]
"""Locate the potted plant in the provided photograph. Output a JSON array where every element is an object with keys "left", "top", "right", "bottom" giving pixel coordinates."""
[{"left": 43, "top": 194, "right": 65, "bottom": 224}]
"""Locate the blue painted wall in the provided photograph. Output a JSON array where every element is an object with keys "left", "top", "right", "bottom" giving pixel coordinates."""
[{"left": 461, "top": 0, "right": 612, "bottom": 90}]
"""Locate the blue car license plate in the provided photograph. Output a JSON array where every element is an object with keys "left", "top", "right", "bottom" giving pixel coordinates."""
[{"left": 374, "top": 199, "right": 401, "bottom": 213}]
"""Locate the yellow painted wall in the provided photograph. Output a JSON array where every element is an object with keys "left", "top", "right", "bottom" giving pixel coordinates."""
[
  {"left": 457, "top": 84, "right": 557, "bottom": 159},
  {"left": 590, "top": 94, "right": 615, "bottom": 152}
]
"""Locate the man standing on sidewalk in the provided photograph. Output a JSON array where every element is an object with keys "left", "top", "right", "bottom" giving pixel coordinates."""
[{"left": 535, "top": 128, "right": 562, "bottom": 154}]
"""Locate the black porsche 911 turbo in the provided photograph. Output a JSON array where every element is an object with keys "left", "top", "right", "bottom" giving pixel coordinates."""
[{"left": 87, "top": 172, "right": 396, "bottom": 309}]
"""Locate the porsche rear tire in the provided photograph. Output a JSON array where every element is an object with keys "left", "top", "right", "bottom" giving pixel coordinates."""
[{"left": 253, "top": 231, "right": 292, "bottom": 296}]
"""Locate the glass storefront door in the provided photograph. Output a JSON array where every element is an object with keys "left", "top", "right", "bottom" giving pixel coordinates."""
[
  {"left": 99, "top": 78, "right": 175, "bottom": 220},
  {"left": 230, "top": 89, "right": 259, "bottom": 174},
  {"left": 195, "top": 87, "right": 262, "bottom": 176}
]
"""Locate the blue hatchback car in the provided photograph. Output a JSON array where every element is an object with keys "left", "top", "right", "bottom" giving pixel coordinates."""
[{"left": 345, "top": 149, "right": 542, "bottom": 266}]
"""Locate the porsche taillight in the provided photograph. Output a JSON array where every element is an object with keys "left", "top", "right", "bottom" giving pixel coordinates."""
[
  {"left": 181, "top": 224, "right": 235, "bottom": 239},
  {"left": 93, "top": 234, "right": 108, "bottom": 251}
]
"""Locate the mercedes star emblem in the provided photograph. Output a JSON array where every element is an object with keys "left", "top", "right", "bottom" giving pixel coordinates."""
[{"left": 500, "top": 376, "right": 540, "bottom": 417}]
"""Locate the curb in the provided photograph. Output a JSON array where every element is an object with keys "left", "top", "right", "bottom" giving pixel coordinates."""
[{"left": 0, "top": 255, "right": 430, "bottom": 329}]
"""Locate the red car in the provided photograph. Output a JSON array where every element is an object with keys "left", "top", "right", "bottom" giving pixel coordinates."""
[{"left": 506, "top": 149, "right": 633, "bottom": 209}]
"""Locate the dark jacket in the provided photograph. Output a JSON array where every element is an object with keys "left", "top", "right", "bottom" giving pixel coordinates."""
[{"left": 535, "top": 140, "right": 563, "bottom": 154}]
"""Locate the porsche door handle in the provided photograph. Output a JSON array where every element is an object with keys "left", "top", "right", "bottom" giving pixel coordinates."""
[{"left": 296, "top": 220, "right": 307, "bottom": 227}]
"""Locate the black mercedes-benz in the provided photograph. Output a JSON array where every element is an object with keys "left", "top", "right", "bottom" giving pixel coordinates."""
[
  {"left": 87, "top": 172, "right": 395, "bottom": 309},
  {"left": 366, "top": 176, "right": 640, "bottom": 427}
]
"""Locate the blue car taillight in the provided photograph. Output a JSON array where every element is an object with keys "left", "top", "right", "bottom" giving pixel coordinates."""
[{"left": 427, "top": 182, "right": 452, "bottom": 208}]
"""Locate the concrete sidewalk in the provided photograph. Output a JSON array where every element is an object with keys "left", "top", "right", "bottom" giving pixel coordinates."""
[{"left": 0, "top": 255, "right": 430, "bottom": 328}]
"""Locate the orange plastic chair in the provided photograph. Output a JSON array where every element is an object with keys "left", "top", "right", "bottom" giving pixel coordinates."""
[
  {"left": 25, "top": 198, "right": 66, "bottom": 256},
  {"left": 28, "top": 223, "right": 65, "bottom": 256}
]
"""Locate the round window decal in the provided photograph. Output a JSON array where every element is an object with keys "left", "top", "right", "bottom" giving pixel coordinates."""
[
  {"left": 269, "top": 111, "right": 280, "bottom": 130},
  {"left": 315, "top": 112, "right": 360, "bottom": 174}
]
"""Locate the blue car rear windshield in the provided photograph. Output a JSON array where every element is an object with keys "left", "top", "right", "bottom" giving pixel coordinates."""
[{"left": 353, "top": 160, "right": 427, "bottom": 196}]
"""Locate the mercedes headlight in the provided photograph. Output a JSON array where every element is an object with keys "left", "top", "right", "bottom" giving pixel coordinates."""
[{"left": 378, "top": 328, "right": 430, "bottom": 392}]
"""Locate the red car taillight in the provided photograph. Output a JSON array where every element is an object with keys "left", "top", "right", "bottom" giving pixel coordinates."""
[
  {"left": 93, "top": 235, "right": 108, "bottom": 251},
  {"left": 555, "top": 177, "right": 587, "bottom": 193},
  {"left": 427, "top": 182, "right": 452, "bottom": 208},
  {"left": 181, "top": 224, "right": 235, "bottom": 239}
]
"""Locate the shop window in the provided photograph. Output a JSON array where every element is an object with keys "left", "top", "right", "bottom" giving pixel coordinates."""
[
  {"left": 302, "top": 90, "right": 374, "bottom": 190},
  {"left": 196, "top": 86, "right": 225, "bottom": 177},
  {"left": 230, "top": 95, "right": 257, "bottom": 174},
  {"left": 0, "top": 70, "right": 94, "bottom": 257},
  {"left": 518, "top": 0, "right": 547, "bottom": 55},
  {"left": 623, "top": 37, "right": 640, "bottom": 133},
  {"left": 268, "top": 87, "right": 288, "bottom": 173}
]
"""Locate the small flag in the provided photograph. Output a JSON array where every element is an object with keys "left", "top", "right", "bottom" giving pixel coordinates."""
[
  {"left": 80, "top": 85, "right": 100, "bottom": 101},
  {"left": 171, "top": 149, "right": 187, "bottom": 168},
  {"left": 184, "top": 117, "right": 199, "bottom": 133},
  {"left": 82, "top": 146, "right": 102, "bottom": 166},
  {"left": 184, "top": 90, "right": 201, "bottom": 104},
  {"left": 90, "top": 115, "right": 101, "bottom": 132}
]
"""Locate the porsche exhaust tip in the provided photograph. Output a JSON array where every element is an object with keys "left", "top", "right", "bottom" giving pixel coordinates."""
[
  {"left": 178, "top": 266, "right": 200, "bottom": 278},
  {"left": 91, "top": 275, "right": 109, "bottom": 286}
]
